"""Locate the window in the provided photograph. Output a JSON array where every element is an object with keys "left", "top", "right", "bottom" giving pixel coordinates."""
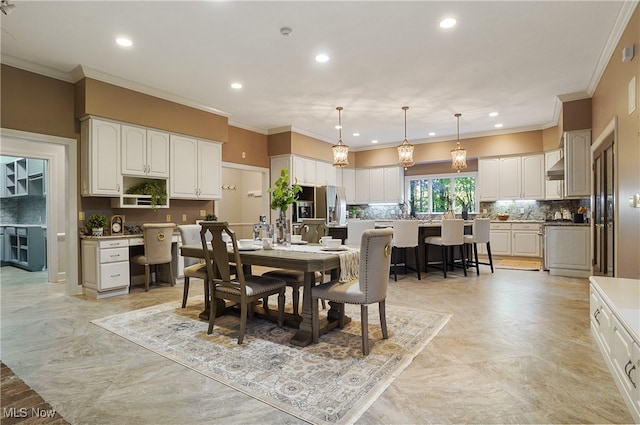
[{"left": 407, "top": 173, "right": 477, "bottom": 214}]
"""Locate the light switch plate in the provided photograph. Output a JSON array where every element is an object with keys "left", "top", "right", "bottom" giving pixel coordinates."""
[
  {"left": 166, "top": 214, "right": 171, "bottom": 222},
  {"left": 78, "top": 211, "right": 85, "bottom": 220},
  {"left": 199, "top": 210, "right": 207, "bottom": 217},
  {"left": 182, "top": 214, "right": 187, "bottom": 222}
]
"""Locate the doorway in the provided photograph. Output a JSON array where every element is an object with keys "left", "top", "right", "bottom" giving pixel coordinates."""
[{"left": 592, "top": 126, "right": 616, "bottom": 276}]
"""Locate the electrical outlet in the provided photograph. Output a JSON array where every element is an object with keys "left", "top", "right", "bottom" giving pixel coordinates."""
[
  {"left": 78, "top": 211, "right": 85, "bottom": 220},
  {"left": 520, "top": 208, "right": 525, "bottom": 214},
  {"left": 166, "top": 214, "right": 171, "bottom": 222},
  {"left": 483, "top": 209, "right": 487, "bottom": 214},
  {"left": 200, "top": 210, "right": 207, "bottom": 217},
  {"left": 182, "top": 214, "right": 187, "bottom": 222},
  {"left": 242, "top": 152, "right": 246, "bottom": 158}
]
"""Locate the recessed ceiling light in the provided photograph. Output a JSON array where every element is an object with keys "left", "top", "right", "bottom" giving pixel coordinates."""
[
  {"left": 489, "top": 112, "right": 499, "bottom": 117},
  {"left": 230, "top": 82, "right": 242, "bottom": 89},
  {"left": 334, "top": 124, "right": 342, "bottom": 130},
  {"left": 428, "top": 132, "right": 436, "bottom": 136},
  {"left": 439, "top": 18, "right": 457, "bottom": 29},
  {"left": 353, "top": 132, "right": 360, "bottom": 137},
  {"left": 115, "top": 37, "right": 132, "bottom": 47},
  {"left": 315, "top": 53, "right": 330, "bottom": 63},
  {"left": 495, "top": 123, "right": 503, "bottom": 128},
  {"left": 371, "top": 140, "right": 378, "bottom": 144}
]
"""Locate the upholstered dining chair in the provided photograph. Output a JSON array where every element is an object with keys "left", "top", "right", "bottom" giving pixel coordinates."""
[
  {"left": 424, "top": 219, "right": 467, "bottom": 278},
  {"left": 464, "top": 218, "right": 494, "bottom": 275},
  {"left": 200, "top": 221, "right": 285, "bottom": 344},
  {"left": 391, "top": 220, "right": 421, "bottom": 281},
  {"left": 132, "top": 223, "right": 176, "bottom": 291},
  {"left": 311, "top": 228, "right": 393, "bottom": 356},
  {"left": 300, "top": 218, "right": 328, "bottom": 243},
  {"left": 346, "top": 220, "right": 376, "bottom": 247},
  {"left": 178, "top": 224, "right": 209, "bottom": 308}
]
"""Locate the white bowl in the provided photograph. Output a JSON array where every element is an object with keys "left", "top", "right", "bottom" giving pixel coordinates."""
[{"left": 237, "top": 239, "right": 255, "bottom": 249}]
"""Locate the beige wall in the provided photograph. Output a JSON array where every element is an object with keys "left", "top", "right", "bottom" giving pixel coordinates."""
[
  {"left": 592, "top": 5, "right": 640, "bottom": 278},
  {"left": 404, "top": 159, "right": 479, "bottom": 176},
  {"left": 226, "top": 126, "right": 269, "bottom": 168},
  {"left": 563, "top": 98, "right": 592, "bottom": 131}
]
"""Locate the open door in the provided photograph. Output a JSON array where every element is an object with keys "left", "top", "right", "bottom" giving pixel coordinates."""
[{"left": 592, "top": 136, "right": 615, "bottom": 276}]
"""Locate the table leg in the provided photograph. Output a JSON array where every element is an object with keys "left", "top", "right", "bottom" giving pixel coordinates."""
[{"left": 290, "top": 271, "right": 315, "bottom": 346}]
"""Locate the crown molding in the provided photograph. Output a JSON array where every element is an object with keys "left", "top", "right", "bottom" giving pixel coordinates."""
[
  {"left": 227, "top": 120, "right": 268, "bottom": 135},
  {"left": 0, "top": 54, "right": 74, "bottom": 82},
  {"left": 587, "top": 0, "right": 639, "bottom": 95}
]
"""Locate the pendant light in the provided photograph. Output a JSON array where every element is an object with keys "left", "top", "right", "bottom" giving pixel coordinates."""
[
  {"left": 397, "top": 106, "right": 415, "bottom": 170},
  {"left": 332, "top": 106, "right": 349, "bottom": 167},
  {"left": 451, "top": 113, "right": 467, "bottom": 172}
]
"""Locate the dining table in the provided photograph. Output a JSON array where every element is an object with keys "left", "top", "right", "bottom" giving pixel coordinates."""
[{"left": 180, "top": 242, "right": 352, "bottom": 347}]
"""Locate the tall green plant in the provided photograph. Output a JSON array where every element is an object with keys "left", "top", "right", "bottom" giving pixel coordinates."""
[{"left": 267, "top": 168, "right": 302, "bottom": 216}]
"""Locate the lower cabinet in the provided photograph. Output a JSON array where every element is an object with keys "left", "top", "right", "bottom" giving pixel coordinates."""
[
  {"left": 590, "top": 277, "right": 640, "bottom": 423},
  {"left": 545, "top": 225, "right": 590, "bottom": 277},
  {"left": 3, "top": 226, "right": 46, "bottom": 271},
  {"left": 511, "top": 223, "right": 541, "bottom": 257},
  {"left": 82, "top": 238, "right": 130, "bottom": 299}
]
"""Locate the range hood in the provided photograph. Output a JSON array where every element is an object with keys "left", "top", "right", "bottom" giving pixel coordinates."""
[{"left": 546, "top": 158, "right": 565, "bottom": 180}]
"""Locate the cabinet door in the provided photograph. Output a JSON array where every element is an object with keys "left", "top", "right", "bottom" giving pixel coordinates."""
[
  {"left": 490, "top": 229, "right": 511, "bottom": 255},
  {"left": 342, "top": 169, "right": 356, "bottom": 204},
  {"left": 590, "top": 287, "right": 613, "bottom": 355},
  {"left": 512, "top": 231, "right": 540, "bottom": 257},
  {"left": 545, "top": 150, "right": 563, "bottom": 200},
  {"left": 146, "top": 130, "right": 170, "bottom": 178},
  {"left": 521, "top": 154, "right": 544, "bottom": 200},
  {"left": 325, "top": 163, "right": 337, "bottom": 187},
  {"left": 169, "top": 135, "right": 199, "bottom": 199},
  {"left": 292, "top": 156, "right": 306, "bottom": 184},
  {"left": 565, "top": 130, "right": 591, "bottom": 198},
  {"left": 121, "top": 124, "right": 147, "bottom": 176},
  {"left": 369, "top": 168, "right": 384, "bottom": 202},
  {"left": 546, "top": 226, "right": 590, "bottom": 269},
  {"left": 478, "top": 158, "right": 499, "bottom": 201},
  {"left": 355, "top": 169, "right": 370, "bottom": 204},
  {"left": 198, "top": 141, "right": 222, "bottom": 199},
  {"left": 383, "top": 167, "right": 403, "bottom": 203},
  {"left": 303, "top": 158, "right": 317, "bottom": 186},
  {"left": 87, "top": 119, "right": 121, "bottom": 196},
  {"left": 499, "top": 157, "right": 521, "bottom": 199},
  {"left": 316, "top": 161, "right": 327, "bottom": 186},
  {"left": 611, "top": 315, "right": 638, "bottom": 407}
]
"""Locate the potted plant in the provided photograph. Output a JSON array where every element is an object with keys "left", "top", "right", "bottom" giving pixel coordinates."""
[
  {"left": 125, "top": 180, "right": 167, "bottom": 210},
  {"left": 86, "top": 213, "right": 108, "bottom": 236},
  {"left": 204, "top": 213, "right": 217, "bottom": 221},
  {"left": 267, "top": 168, "right": 302, "bottom": 243}
]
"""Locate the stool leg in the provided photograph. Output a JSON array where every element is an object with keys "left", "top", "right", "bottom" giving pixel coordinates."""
[
  {"left": 487, "top": 242, "right": 495, "bottom": 273},
  {"left": 441, "top": 245, "right": 447, "bottom": 278},
  {"left": 414, "top": 246, "right": 421, "bottom": 280}
]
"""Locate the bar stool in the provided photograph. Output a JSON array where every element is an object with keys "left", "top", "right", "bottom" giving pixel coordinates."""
[
  {"left": 347, "top": 220, "right": 375, "bottom": 247},
  {"left": 464, "top": 218, "right": 494, "bottom": 275},
  {"left": 391, "top": 220, "right": 421, "bottom": 281},
  {"left": 424, "top": 219, "right": 467, "bottom": 278}
]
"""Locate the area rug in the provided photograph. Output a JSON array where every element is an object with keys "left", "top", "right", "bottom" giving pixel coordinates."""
[
  {"left": 494, "top": 258, "right": 541, "bottom": 271},
  {"left": 92, "top": 300, "right": 450, "bottom": 425}
]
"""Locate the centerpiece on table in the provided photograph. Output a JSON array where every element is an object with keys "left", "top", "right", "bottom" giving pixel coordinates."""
[{"left": 267, "top": 168, "right": 302, "bottom": 244}]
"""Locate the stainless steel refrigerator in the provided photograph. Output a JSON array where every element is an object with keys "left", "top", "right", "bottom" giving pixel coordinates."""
[{"left": 316, "top": 186, "right": 347, "bottom": 226}]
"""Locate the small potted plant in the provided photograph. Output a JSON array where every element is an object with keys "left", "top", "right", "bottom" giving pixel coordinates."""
[
  {"left": 86, "top": 213, "right": 108, "bottom": 236},
  {"left": 204, "top": 213, "right": 217, "bottom": 221}
]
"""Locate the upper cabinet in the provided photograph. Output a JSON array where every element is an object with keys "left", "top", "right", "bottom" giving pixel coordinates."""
[
  {"left": 1, "top": 158, "right": 46, "bottom": 198},
  {"left": 545, "top": 149, "right": 563, "bottom": 200},
  {"left": 564, "top": 130, "right": 590, "bottom": 198},
  {"left": 479, "top": 154, "right": 544, "bottom": 201},
  {"left": 81, "top": 117, "right": 122, "bottom": 197},
  {"left": 341, "top": 168, "right": 356, "bottom": 204},
  {"left": 354, "top": 166, "right": 404, "bottom": 204},
  {"left": 121, "top": 125, "right": 169, "bottom": 178},
  {"left": 273, "top": 155, "right": 336, "bottom": 188},
  {"left": 169, "top": 135, "right": 222, "bottom": 200}
]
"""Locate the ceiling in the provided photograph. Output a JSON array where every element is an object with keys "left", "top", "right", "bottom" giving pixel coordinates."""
[{"left": 0, "top": 1, "right": 635, "bottom": 151}]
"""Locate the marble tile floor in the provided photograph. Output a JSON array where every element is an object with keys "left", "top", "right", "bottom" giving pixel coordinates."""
[{"left": 0, "top": 265, "right": 633, "bottom": 424}]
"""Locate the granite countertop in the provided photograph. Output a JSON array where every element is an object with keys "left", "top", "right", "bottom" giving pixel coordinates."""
[
  {"left": 1, "top": 224, "right": 47, "bottom": 228},
  {"left": 543, "top": 221, "right": 590, "bottom": 226}
]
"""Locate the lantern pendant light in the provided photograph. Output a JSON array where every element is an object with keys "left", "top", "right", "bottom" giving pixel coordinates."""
[
  {"left": 397, "top": 106, "right": 415, "bottom": 170},
  {"left": 332, "top": 106, "right": 349, "bottom": 167},
  {"left": 451, "top": 113, "right": 467, "bottom": 172}
]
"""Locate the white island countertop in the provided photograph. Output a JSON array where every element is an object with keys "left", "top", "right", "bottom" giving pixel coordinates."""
[{"left": 589, "top": 276, "right": 640, "bottom": 339}]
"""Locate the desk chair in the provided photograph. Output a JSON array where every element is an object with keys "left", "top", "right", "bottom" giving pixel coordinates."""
[
  {"left": 424, "top": 219, "right": 467, "bottom": 278},
  {"left": 464, "top": 218, "right": 494, "bottom": 275},
  {"left": 201, "top": 222, "right": 285, "bottom": 344},
  {"left": 391, "top": 220, "right": 421, "bottom": 281},
  {"left": 346, "top": 220, "right": 375, "bottom": 247},
  {"left": 132, "top": 223, "right": 176, "bottom": 291},
  {"left": 311, "top": 228, "right": 393, "bottom": 356}
]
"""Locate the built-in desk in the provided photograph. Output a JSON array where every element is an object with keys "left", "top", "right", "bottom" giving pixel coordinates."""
[{"left": 81, "top": 233, "right": 183, "bottom": 299}]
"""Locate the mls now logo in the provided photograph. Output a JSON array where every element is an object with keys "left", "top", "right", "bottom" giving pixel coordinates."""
[{"left": 3, "top": 407, "right": 57, "bottom": 418}]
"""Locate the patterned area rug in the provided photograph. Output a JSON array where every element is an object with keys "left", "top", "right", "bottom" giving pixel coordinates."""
[{"left": 92, "top": 300, "right": 450, "bottom": 425}]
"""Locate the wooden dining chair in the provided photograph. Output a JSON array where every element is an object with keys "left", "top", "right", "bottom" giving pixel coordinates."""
[
  {"left": 311, "top": 228, "right": 393, "bottom": 356},
  {"left": 300, "top": 218, "right": 328, "bottom": 243},
  {"left": 200, "top": 221, "right": 286, "bottom": 344},
  {"left": 131, "top": 223, "right": 176, "bottom": 291}
]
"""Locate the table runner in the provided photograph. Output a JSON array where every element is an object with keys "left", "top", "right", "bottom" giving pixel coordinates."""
[{"left": 270, "top": 243, "right": 359, "bottom": 283}]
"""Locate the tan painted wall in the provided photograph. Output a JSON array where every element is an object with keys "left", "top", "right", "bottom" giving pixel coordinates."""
[
  {"left": 1, "top": 65, "right": 77, "bottom": 139},
  {"left": 404, "top": 159, "right": 479, "bottom": 176},
  {"left": 542, "top": 126, "right": 562, "bottom": 151},
  {"left": 592, "top": 5, "right": 640, "bottom": 278},
  {"left": 226, "top": 126, "right": 269, "bottom": 168},
  {"left": 291, "top": 132, "right": 334, "bottom": 162},
  {"left": 563, "top": 98, "right": 592, "bottom": 131},
  {"left": 267, "top": 132, "right": 292, "bottom": 157},
  {"left": 77, "top": 78, "right": 229, "bottom": 142}
]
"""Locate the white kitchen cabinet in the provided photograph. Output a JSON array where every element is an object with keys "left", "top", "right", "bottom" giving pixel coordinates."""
[
  {"left": 383, "top": 166, "right": 404, "bottom": 203},
  {"left": 342, "top": 168, "right": 356, "bottom": 204},
  {"left": 545, "top": 225, "right": 590, "bottom": 277},
  {"left": 291, "top": 155, "right": 317, "bottom": 186},
  {"left": 564, "top": 130, "right": 591, "bottom": 198},
  {"left": 499, "top": 157, "right": 522, "bottom": 199},
  {"left": 590, "top": 277, "right": 640, "bottom": 423},
  {"left": 121, "top": 124, "right": 169, "bottom": 178},
  {"left": 511, "top": 222, "right": 541, "bottom": 257},
  {"left": 169, "top": 135, "right": 222, "bottom": 200},
  {"left": 81, "top": 117, "right": 122, "bottom": 196},
  {"left": 478, "top": 158, "right": 500, "bottom": 201},
  {"left": 82, "top": 238, "right": 130, "bottom": 299},
  {"left": 355, "top": 169, "right": 370, "bottom": 204},
  {"left": 488, "top": 222, "right": 511, "bottom": 255},
  {"left": 325, "top": 163, "right": 337, "bottom": 186},
  {"left": 315, "top": 161, "right": 337, "bottom": 187},
  {"left": 369, "top": 168, "right": 384, "bottom": 202},
  {"left": 545, "top": 149, "right": 563, "bottom": 200},
  {"left": 521, "top": 154, "right": 545, "bottom": 199}
]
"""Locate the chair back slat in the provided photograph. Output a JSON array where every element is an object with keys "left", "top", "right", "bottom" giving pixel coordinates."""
[
  {"left": 359, "top": 228, "right": 393, "bottom": 303},
  {"left": 200, "top": 222, "right": 246, "bottom": 297}
]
